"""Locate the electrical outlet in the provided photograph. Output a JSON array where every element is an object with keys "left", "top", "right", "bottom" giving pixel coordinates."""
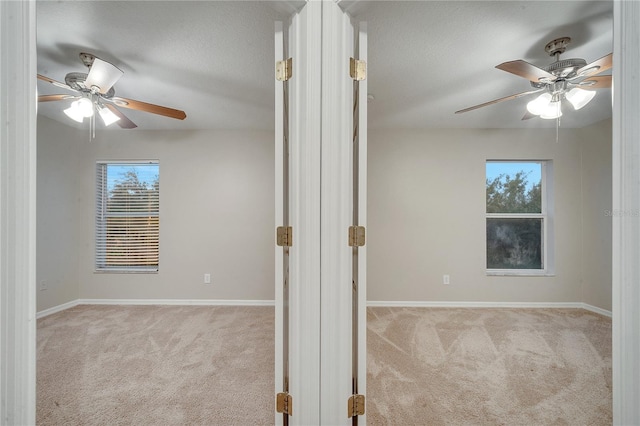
[
  {"left": 443, "top": 274, "right": 450, "bottom": 285},
  {"left": 39, "top": 280, "right": 48, "bottom": 291},
  {"left": 204, "top": 273, "right": 211, "bottom": 284}
]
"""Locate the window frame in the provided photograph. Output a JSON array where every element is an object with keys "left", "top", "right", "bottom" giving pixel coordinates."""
[
  {"left": 95, "top": 160, "right": 160, "bottom": 273},
  {"left": 485, "top": 160, "right": 554, "bottom": 276}
]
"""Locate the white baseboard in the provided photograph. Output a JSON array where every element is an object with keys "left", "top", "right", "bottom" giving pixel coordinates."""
[
  {"left": 581, "top": 303, "right": 612, "bottom": 317},
  {"left": 367, "top": 300, "right": 612, "bottom": 317},
  {"left": 77, "top": 298, "right": 276, "bottom": 307},
  {"left": 37, "top": 298, "right": 275, "bottom": 318},
  {"left": 37, "top": 299, "right": 611, "bottom": 318},
  {"left": 36, "top": 300, "right": 80, "bottom": 319}
]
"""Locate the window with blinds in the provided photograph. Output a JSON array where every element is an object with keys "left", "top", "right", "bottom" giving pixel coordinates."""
[{"left": 95, "top": 161, "right": 159, "bottom": 272}]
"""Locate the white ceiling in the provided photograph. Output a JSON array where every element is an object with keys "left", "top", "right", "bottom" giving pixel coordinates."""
[{"left": 36, "top": 0, "right": 613, "bottom": 131}]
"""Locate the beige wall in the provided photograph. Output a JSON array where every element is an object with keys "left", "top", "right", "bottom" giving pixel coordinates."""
[
  {"left": 578, "top": 120, "right": 613, "bottom": 309},
  {"left": 37, "top": 117, "right": 612, "bottom": 312},
  {"left": 368, "top": 120, "right": 612, "bottom": 310},
  {"left": 37, "top": 117, "right": 275, "bottom": 311},
  {"left": 36, "top": 117, "right": 84, "bottom": 311}
]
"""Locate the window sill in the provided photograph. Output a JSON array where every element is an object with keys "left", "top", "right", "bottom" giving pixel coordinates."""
[
  {"left": 487, "top": 270, "right": 555, "bottom": 277},
  {"left": 94, "top": 269, "right": 159, "bottom": 274}
]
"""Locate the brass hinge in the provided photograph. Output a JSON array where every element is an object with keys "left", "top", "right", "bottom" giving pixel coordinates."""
[
  {"left": 277, "top": 226, "right": 293, "bottom": 247},
  {"left": 349, "top": 57, "right": 366, "bottom": 81},
  {"left": 348, "top": 226, "right": 365, "bottom": 247},
  {"left": 276, "top": 392, "right": 293, "bottom": 415},
  {"left": 347, "top": 394, "right": 365, "bottom": 417},
  {"left": 276, "top": 58, "right": 293, "bottom": 81}
]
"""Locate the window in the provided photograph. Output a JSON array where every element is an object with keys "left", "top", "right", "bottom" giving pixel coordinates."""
[
  {"left": 486, "top": 161, "right": 553, "bottom": 274},
  {"left": 96, "top": 161, "right": 159, "bottom": 272}
]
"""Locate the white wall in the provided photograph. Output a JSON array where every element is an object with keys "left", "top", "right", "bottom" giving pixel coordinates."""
[
  {"left": 37, "top": 117, "right": 275, "bottom": 310},
  {"left": 368, "top": 120, "right": 612, "bottom": 310}
]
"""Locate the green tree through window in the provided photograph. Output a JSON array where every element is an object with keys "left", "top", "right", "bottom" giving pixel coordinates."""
[
  {"left": 486, "top": 162, "right": 545, "bottom": 271},
  {"left": 486, "top": 171, "right": 541, "bottom": 214}
]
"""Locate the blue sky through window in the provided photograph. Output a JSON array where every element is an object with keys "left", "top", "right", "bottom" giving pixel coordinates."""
[
  {"left": 486, "top": 162, "right": 541, "bottom": 191},
  {"left": 107, "top": 164, "right": 158, "bottom": 191}
]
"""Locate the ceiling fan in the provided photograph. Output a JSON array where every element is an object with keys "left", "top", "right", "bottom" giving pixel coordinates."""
[
  {"left": 37, "top": 52, "right": 186, "bottom": 129},
  {"left": 455, "top": 37, "right": 612, "bottom": 120}
]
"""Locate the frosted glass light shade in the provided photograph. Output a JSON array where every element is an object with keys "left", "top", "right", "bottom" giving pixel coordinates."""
[
  {"left": 76, "top": 98, "right": 94, "bottom": 117},
  {"left": 63, "top": 104, "right": 84, "bottom": 122},
  {"left": 526, "top": 93, "right": 553, "bottom": 115},
  {"left": 540, "top": 101, "right": 563, "bottom": 119},
  {"left": 566, "top": 88, "right": 596, "bottom": 110},
  {"left": 84, "top": 58, "right": 124, "bottom": 94},
  {"left": 64, "top": 98, "right": 95, "bottom": 123},
  {"left": 98, "top": 106, "right": 121, "bottom": 126}
]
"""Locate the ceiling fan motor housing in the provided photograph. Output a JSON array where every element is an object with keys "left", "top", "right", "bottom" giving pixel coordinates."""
[{"left": 530, "top": 58, "right": 588, "bottom": 89}]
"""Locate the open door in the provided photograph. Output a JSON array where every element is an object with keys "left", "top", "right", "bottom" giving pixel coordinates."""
[{"left": 274, "top": 1, "right": 367, "bottom": 424}]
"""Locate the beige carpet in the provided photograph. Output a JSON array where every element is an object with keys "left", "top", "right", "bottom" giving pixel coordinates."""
[
  {"left": 37, "top": 305, "right": 275, "bottom": 425},
  {"left": 37, "top": 305, "right": 611, "bottom": 425},
  {"left": 367, "top": 307, "right": 612, "bottom": 425}
]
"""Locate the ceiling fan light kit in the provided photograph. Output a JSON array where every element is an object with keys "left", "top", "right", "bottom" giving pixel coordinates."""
[
  {"left": 566, "top": 87, "right": 596, "bottom": 110},
  {"left": 98, "top": 104, "right": 121, "bottom": 126},
  {"left": 64, "top": 98, "right": 92, "bottom": 123},
  {"left": 37, "top": 52, "right": 187, "bottom": 134},
  {"left": 539, "top": 102, "right": 562, "bottom": 120},
  {"left": 455, "top": 36, "right": 612, "bottom": 121}
]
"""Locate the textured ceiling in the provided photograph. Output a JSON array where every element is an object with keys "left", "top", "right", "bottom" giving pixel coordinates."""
[{"left": 36, "top": 1, "right": 613, "bottom": 131}]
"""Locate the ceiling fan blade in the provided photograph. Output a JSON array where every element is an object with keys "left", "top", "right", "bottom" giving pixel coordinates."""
[
  {"left": 37, "top": 74, "right": 76, "bottom": 92},
  {"left": 38, "top": 94, "right": 77, "bottom": 102},
  {"left": 576, "top": 53, "right": 612, "bottom": 78},
  {"left": 521, "top": 111, "right": 537, "bottom": 120},
  {"left": 455, "top": 89, "right": 543, "bottom": 114},
  {"left": 84, "top": 58, "right": 124, "bottom": 94},
  {"left": 111, "top": 96, "right": 187, "bottom": 120},
  {"left": 578, "top": 75, "right": 612, "bottom": 90},
  {"left": 496, "top": 60, "right": 556, "bottom": 83},
  {"left": 104, "top": 104, "right": 137, "bottom": 129}
]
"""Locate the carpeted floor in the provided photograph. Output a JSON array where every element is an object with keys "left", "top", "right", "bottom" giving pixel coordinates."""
[
  {"left": 37, "top": 305, "right": 611, "bottom": 425},
  {"left": 37, "top": 305, "right": 275, "bottom": 425},
  {"left": 367, "top": 307, "right": 612, "bottom": 425}
]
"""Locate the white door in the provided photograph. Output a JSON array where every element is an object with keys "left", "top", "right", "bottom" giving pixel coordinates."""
[{"left": 275, "top": 1, "right": 367, "bottom": 424}]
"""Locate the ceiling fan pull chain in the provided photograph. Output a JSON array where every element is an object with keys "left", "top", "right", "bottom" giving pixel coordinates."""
[{"left": 88, "top": 108, "right": 96, "bottom": 142}]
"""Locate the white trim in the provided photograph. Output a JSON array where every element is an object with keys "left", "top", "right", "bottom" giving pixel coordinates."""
[
  {"left": 279, "top": 4, "right": 324, "bottom": 424},
  {"left": 613, "top": 2, "right": 640, "bottom": 423},
  {"left": 0, "top": 1, "right": 37, "bottom": 424},
  {"left": 356, "top": 20, "right": 368, "bottom": 426},
  {"left": 39, "top": 299, "right": 611, "bottom": 320},
  {"left": 36, "top": 299, "right": 275, "bottom": 319},
  {"left": 78, "top": 299, "right": 275, "bottom": 307},
  {"left": 274, "top": 19, "right": 285, "bottom": 426},
  {"left": 95, "top": 159, "right": 159, "bottom": 164},
  {"left": 367, "top": 300, "right": 611, "bottom": 317},
  {"left": 320, "top": 2, "right": 354, "bottom": 424},
  {"left": 36, "top": 300, "right": 81, "bottom": 319},
  {"left": 581, "top": 303, "right": 613, "bottom": 318},
  {"left": 486, "top": 271, "right": 555, "bottom": 277},
  {"left": 38, "top": 299, "right": 611, "bottom": 315}
]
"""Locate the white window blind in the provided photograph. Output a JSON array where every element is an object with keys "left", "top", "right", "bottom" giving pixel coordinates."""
[{"left": 96, "top": 161, "right": 159, "bottom": 272}]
